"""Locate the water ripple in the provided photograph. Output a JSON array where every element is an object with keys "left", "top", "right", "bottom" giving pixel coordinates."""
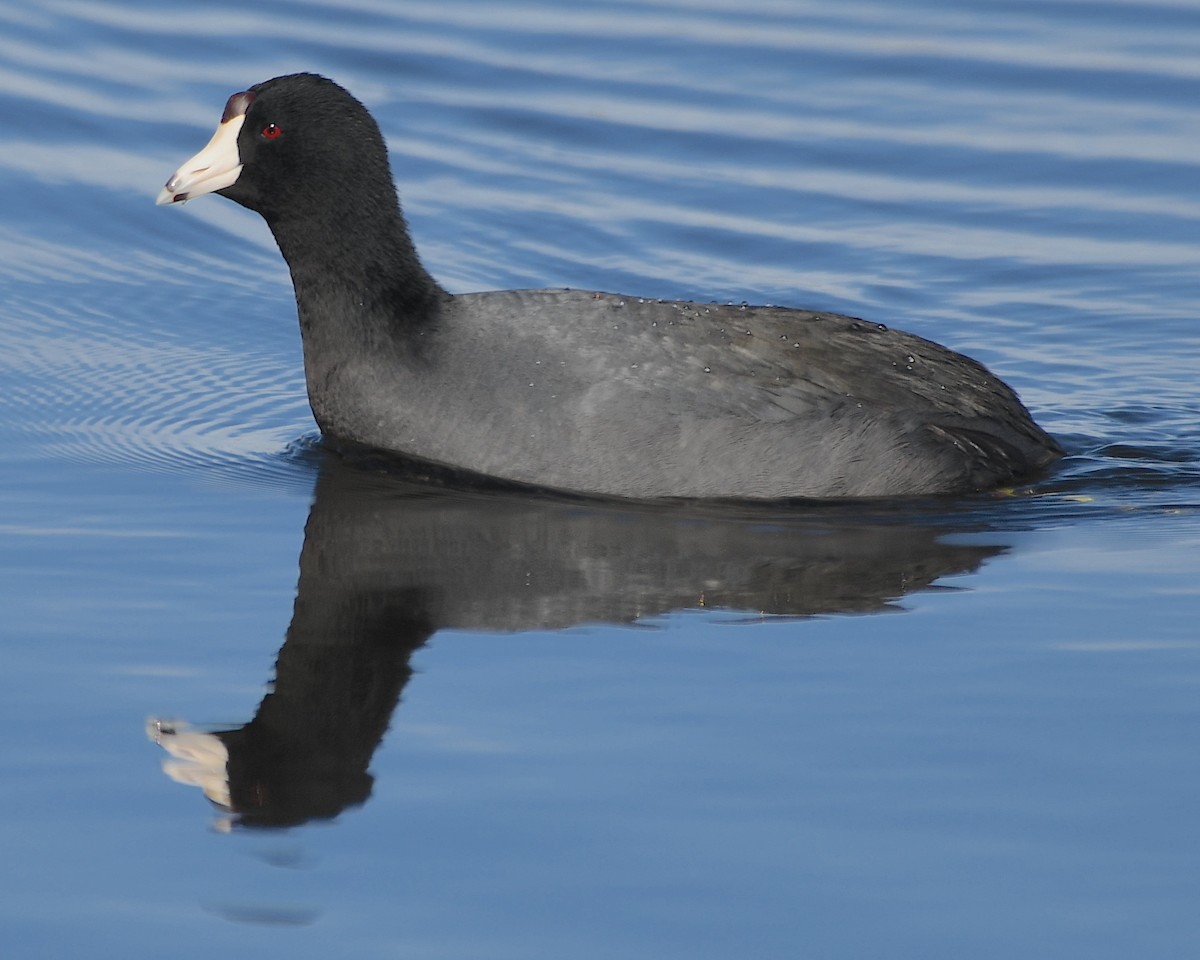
[{"left": 0, "top": 281, "right": 313, "bottom": 490}]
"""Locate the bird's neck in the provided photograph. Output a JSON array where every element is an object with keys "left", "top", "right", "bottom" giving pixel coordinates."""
[
  {"left": 265, "top": 201, "right": 449, "bottom": 444},
  {"left": 266, "top": 198, "right": 447, "bottom": 343}
]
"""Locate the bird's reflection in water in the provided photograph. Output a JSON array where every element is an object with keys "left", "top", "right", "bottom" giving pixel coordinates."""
[{"left": 149, "top": 457, "right": 1007, "bottom": 829}]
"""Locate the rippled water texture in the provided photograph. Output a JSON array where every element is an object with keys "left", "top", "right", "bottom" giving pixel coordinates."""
[{"left": 1, "top": 1, "right": 1199, "bottom": 957}]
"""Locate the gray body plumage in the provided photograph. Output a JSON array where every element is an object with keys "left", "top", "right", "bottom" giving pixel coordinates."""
[{"left": 298, "top": 285, "right": 1057, "bottom": 498}]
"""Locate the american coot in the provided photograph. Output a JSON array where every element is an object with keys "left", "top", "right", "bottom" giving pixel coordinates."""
[{"left": 158, "top": 73, "right": 1061, "bottom": 499}]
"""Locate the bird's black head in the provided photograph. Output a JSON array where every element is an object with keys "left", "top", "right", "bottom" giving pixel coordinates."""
[
  {"left": 158, "top": 73, "right": 443, "bottom": 326},
  {"left": 158, "top": 73, "right": 399, "bottom": 228}
]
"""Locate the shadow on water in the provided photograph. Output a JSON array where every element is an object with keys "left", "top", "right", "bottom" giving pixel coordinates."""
[{"left": 147, "top": 453, "right": 1028, "bottom": 829}]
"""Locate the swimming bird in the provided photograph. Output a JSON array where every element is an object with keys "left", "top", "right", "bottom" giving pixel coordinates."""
[{"left": 158, "top": 72, "right": 1061, "bottom": 499}]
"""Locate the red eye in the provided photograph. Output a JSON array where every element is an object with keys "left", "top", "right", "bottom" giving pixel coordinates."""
[{"left": 262, "top": 123, "right": 281, "bottom": 140}]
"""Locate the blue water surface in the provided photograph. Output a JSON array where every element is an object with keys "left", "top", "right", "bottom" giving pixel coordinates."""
[{"left": 1, "top": 1, "right": 1199, "bottom": 957}]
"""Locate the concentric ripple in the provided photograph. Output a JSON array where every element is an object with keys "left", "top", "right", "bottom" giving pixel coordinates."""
[{"left": 0, "top": 273, "right": 316, "bottom": 491}]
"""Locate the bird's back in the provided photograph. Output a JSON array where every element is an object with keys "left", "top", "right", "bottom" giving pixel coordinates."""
[{"left": 310, "top": 289, "right": 1059, "bottom": 499}]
